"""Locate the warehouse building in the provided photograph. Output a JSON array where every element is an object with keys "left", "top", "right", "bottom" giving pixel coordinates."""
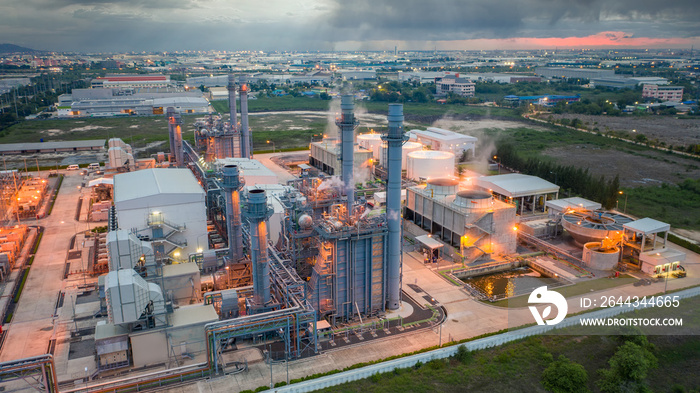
[
  {"left": 535, "top": 67, "right": 615, "bottom": 80},
  {"left": 113, "top": 168, "right": 208, "bottom": 262}
]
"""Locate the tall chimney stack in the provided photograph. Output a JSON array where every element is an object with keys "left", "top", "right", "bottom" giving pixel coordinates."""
[
  {"left": 240, "top": 81, "right": 251, "bottom": 158},
  {"left": 383, "top": 103, "right": 407, "bottom": 310},
  {"left": 336, "top": 95, "right": 357, "bottom": 214},
  {"left": 167, "top": 107, "right": 184, "bottom": 167},
  {"left": 222, "top": 165, "right": 244, "bottom": 263},
  {"left": 243, "top": 189, "right": 273, "bottom": 308},
  {"left": 227, "top": 74, "right": 238, "bottom": 133}
]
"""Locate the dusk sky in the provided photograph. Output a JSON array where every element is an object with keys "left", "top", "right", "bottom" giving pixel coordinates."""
[{"left": 1, "top": 0, "right": 699, "bottom": 52}]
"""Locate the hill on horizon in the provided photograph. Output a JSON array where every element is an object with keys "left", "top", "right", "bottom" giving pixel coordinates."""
[{"left": 0, "top": 43, "right": 41, "bottom": 54}]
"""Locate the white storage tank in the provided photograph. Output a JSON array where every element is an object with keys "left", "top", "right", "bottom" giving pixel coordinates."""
[
  {"left": 357, "top": 133, "right": 383, "bottom": 161},
  {"left": 380, "top": 141, "right": 422, "bottom": 170},
  {"left": 406, "top": 150, "right": 455, "bottom": 181}
]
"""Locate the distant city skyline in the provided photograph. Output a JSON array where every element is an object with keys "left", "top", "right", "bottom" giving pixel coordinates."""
[{"left": 1, "top": 0, "right": 698, "bottom": 53}]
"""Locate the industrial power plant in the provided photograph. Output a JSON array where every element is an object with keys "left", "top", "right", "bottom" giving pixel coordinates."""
[{"left": 0, "top": 77, "right": 690, "bottom": 392}]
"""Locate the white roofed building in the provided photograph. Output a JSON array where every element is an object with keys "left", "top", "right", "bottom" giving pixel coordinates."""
[
  {"left": 475, "top": 174, "right": 559, "bottom": 215},
  {"left": 409, "top": 127, "right": 477, "bottom": 159},
  {"left": 113, "top": 168, "right": 208, "bottom": 262},
  {"left": 213, "top": 158, "right": 279, "bottom": 185}
]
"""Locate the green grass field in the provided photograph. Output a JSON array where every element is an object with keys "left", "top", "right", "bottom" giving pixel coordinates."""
[
  {"left": 0, "top": 115, "right": 198, "bottom": 147},
  {"left": 315, "top": 296, "right": 700, "bottom": 393},
  {"left": 211, "top": 96, "right": 519, "bottom": 119},
  {"left": 211, "top": 96, "right": 331, "bottom": 113}
]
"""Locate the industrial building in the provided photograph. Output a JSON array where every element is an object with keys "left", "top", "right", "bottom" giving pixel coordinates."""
[
  {"left": 113, "top": 168, "right": 209, "bottom": 261},
  {"left": 58, "top": 88, "right": 209, "bottom": 117},
  {"left": 405, "top": 178, "right": 518, "bottom": 262},
  {"left": 309, "top": 138, "right": 373, "bottom": 179},
  {"left": 191, "top": 75, "right": 251, "bottom": 161},
  {"left": 91, "top": 74, "right": 173, "bottom": 89},
  {"left": 408, "top": 127, "right": 477, "bottom": 159},
  {"left": 642, "top": 84, "right": 684, "bottom": 102},
  {"left": 535, "top": 67, "right": 615, "bottom": 80},
  {"left": 434, "top": 74, "right": 475, "bottom": 97},
  {"left": 338, "top": 69, "right": 377, "bottom": 80},
  {"left": 504, "top": 95, "right": 581, "bottom": 106},
  {"left": 475, "top": 174, "right": 559, "bottom": 215}
]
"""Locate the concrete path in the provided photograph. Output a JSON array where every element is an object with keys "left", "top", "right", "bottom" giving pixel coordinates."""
[{"left": 0, "top": 171, "right": 84, "bottom": 362}]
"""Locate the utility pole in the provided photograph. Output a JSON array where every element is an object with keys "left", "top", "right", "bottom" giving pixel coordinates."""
[{"left": 269, "top": 344, "right": 273, "bottom": 388}]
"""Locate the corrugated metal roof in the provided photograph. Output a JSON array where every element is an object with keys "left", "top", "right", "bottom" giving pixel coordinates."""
[
  {"left": 623, "top": 218, "right": 670, "bottom": 235},
  {"left": 545, "top": 197, "right": 601, "bottom": 212},
  {"left": 114, "top": 168, "right": 204, "bottom": 204},
  {"left": 476, "top": 174, "right": 559, "bottom": 198},
  {"left": 415, "top": 235, "right": 444, "bottom": 250}
]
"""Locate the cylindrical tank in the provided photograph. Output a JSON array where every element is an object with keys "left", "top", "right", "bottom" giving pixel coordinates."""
[
  {"left": 453, "top": 190, "right": 493, "bottom": 210},
  {"left": 561, "top": 210, "right": 633, "bottom": 245},
  {"left": 357, "top": 133, "right": 383, "bottom": 161},
  {"left": 380, "top": 141, "right": 422, "bottom": 170},
  {"left": 406, "top": 150, "right": 455, "bottom": 181},
  {"left": 425, "top": 178, "right": 459, "bottom": 197},
  {"left": 582, "top": 242, "right": 620, "bottom": 270}
]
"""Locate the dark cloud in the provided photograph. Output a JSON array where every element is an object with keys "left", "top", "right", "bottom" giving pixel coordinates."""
[
  {"left": 0, "top": 0, "right": 698, "bottom": 52},
  {"left": 321, "top": 0, "right": 700, "bottom": 41}
]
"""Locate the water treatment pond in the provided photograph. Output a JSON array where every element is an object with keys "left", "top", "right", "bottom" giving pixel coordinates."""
[{"left": 462, "top": 267, "right": 563, "bottom": 300}]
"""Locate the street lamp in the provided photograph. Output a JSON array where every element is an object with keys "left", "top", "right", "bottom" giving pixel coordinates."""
[
  {"left": 267, "top": 140, "right": 275, "bottom": 154},
  {"left": 493, "top": 155, "right": 500, "bottom": 174},
  {"left": 618, "top": 191, "right": 628, "bottom": 213}
]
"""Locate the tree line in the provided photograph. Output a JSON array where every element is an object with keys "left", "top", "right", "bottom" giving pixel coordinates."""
[{"left": 496, "top": 141, "right": 620, "bottom": 209}]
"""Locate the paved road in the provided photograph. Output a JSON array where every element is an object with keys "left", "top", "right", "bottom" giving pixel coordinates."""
[{"left": 0, "top": 171, "right": 83, "bottom": 362}]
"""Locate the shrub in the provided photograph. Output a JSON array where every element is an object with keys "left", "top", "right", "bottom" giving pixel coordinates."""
[
  {"left": 454, "top": 345, "right": 472, "bottom": 363},
  {"left": 541, "top": 355, "right": 589, "bottom": 393},
  {"left": 597, "top": 341, "right": 657, "bottom": 393}
]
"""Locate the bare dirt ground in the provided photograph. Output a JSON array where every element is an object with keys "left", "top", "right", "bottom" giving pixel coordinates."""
[
  {"left": 548, "top": 114, "right": 700, "bottom": 148},
  {"left": 543, "top": 145, "right": 700, "bottom": 187}
]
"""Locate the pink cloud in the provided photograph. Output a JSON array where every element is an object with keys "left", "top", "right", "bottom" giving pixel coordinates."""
[{"left": 440, "top": 32, "right": 699, "bottom": 50}]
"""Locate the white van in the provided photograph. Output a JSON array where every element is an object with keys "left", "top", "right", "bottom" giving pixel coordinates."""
[
  {"left": 67, "top": 164, "right": 79, "bottom": 171},
  {"left": 88, "top": 163, "right": 100, "bottom": 170}
]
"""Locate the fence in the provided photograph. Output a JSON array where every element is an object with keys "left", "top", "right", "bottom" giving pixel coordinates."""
[{"left": 273, "top": 286, "right": 700, "bottom": 393}]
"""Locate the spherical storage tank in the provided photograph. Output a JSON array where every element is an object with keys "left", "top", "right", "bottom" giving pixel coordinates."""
[
  {"left": 357, "top": 133, "right": 383, "bottom": 161},
  {"left": 380, "top": 141, "right": 423, "bottom": 170},
  {"left": 407, "top": 150, "right": 455, "bottom": 181}
]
